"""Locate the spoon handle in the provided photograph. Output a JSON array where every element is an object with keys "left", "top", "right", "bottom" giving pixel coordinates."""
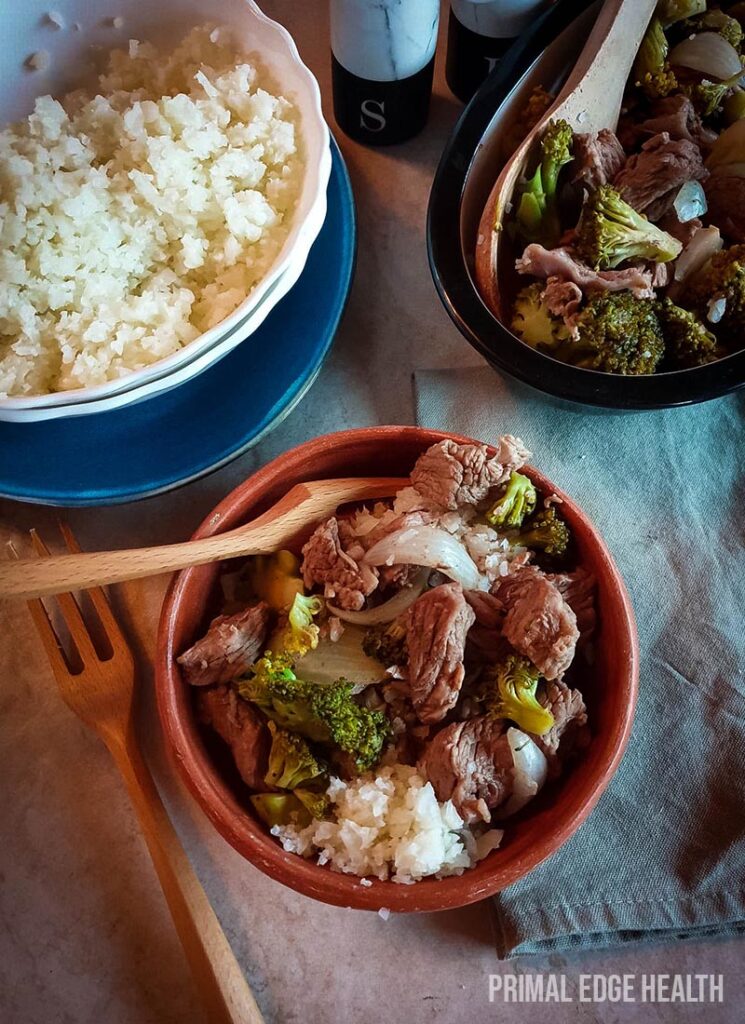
[
  {"left": 0, "top": 477, "right": 408, "bottom": 599},
  {"left": 553, "top": 0, "right": 657, "bottom": 129}
]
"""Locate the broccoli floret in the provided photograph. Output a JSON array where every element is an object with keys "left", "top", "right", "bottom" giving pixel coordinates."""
[
  {"left": 240, "top": 653, "right": 390, "bottom": 772},
  {"left": 684, "top": 61, "right": 745, "bottom": 118},
  {"left": 271, "top": 592, "right": 323, "bottom": 658},
  {"left": 486, "top": 472, "right": 538, "bottom": 529},
  {"left": 482, "top": 653, "right": 555, "bottom": 736},
  {"left": 512, "top": 506, "right": 571, "bottom": 564},
  {"left": 656, "top": 0, "right": 706, "bottom": 27},
  {"left": 264, "top": 720, "right": 326, "bottom": 789},
  {"left": 515, "top": 119, "right": 574, "bottom": 248},
  {"left": 294, "top": 787, "right": 330, "bottom": 820},
  {"left": 633, "top": 17, "right": 679, "bottom": 99},
  {"left": 246, "top": 550, "right": 304, "bottom": 611},
  {"left": 575, "top": 186, "right": 683, "bottom": 270},
  {"left": 656, "top": 298, "right": 723, "bottom": 368},
  {"left": 686, "top": 244, "right": 745, "bottom": 340},
  {"left": 250, "top": 793, "right": 312, "bottom": 828},
  {"left": 685, "top": 10, "right": 744, "bottom": 50},
  {"left": 562, "top": 292, "right": 666, "bottom": 375},
  {"left": 362, "top": 619, "right": 407, "bottom": 667},
  {"left": 510, "top": 283, "right": 573, "bottom": 351}
]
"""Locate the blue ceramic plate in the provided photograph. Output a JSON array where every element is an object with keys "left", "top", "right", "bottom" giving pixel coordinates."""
[{"left": 1, "top": 140, "right": 355, "bottom": 506}]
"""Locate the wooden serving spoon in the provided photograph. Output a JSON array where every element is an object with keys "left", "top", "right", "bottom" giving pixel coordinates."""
[
  {"left": 0, "top": 477, "right": 408, "bottom": 600},
  {"left": 474, "top": 0, "right": 658, "bottom": 322}
]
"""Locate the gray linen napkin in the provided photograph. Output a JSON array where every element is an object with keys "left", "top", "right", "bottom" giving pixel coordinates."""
[{"left": 414, "top": 365, "right": 745, "bottom": 957}]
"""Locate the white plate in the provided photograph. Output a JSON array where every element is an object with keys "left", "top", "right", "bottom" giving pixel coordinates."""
[{"left": 0, "top": 0, "right": 331, "bottom": 417}]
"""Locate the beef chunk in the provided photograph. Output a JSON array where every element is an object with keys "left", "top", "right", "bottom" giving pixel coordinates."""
[
  {"left": 496, "top": 567, "right": 579, "bottom": 680},
  {"left": 657, "top": 212, "right": 703, "bottom": 247},
  {"left": 177, "top": 603, "right": 270, "bottom": 686},
  {"left": 301, "top": 516, "right": 379, "bottom": 611},
  {"left": 418, "top": 716, "right": 514, "bottom": 824},
  {"left": 547, "top": 568, "right": 597, "bottom": 643},
  {"left": 704, "top": 175, "right": 745, "bottom": 244},
  {"left": 197, "top": 686, "right": 270, "bottom": 790},
  {"left": 410, "top": 438, "right": 530, "bottom": 512},
  {"left": 572, "top": 129, "right": 626, "bottom": 190},
  {"left": 613, "top": 132, "right": 707, "bottom": 222},
  {"left": 406, "top": 582, "right": 476, "bottom": 723},
  {"left": 516, "top": 244, "right": 656, "bottom": 298},
  {"left": 464, "top": 589, "right": 504, "bottom": 630},
  {"left": 630, "top": 95, "right": 717, "bottom": 151},
  {"left": 534, "top": 679, "right": 589, "bottom": 775}
]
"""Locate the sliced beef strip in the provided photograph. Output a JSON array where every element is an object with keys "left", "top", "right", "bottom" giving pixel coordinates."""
[
  {"left": 631, "top": 95, "right": 717, "bottom": 152},
  {"left": 197, "top": 685, "right": 271, "bottom": 790},
  {"left": 546, "top": 568, "right": 597, "bottom": 643},
  {"left": 410, "top": 438, "right": 530, "bottom": 512},
  {"left": 533, "top": 679, "right": 589, "bottom": 776},
  {"left": 406, "top": 582, "right": 476, "bottom": 724},
  {"left": 704, "top": 175, "right": 745, "bottom": 244},
  {"left": 516, "top": 244, "right": 656, "bottom": 298},
  {"left": 177, "top": 602, "right": 270, "bottom": 687},
  {"left": 651, "top": 261, "right": 674, "bottom": 289},
  {"left": 613, "top": 132, "right": 707, "bottom": 222},
  {"left": 571, "top": 129, "right": 626, "bottom": 190},
  {"left": 495, "top": 566, "right": 579, "bottom": 680},
  {"left": 301, "top": 516, "right": 379, "bottom": 611},
  {"left": 542, "top": 276, "right": 584, "bottom": 336},
  {"left": 418, "top": 716, "right": 514, "bottom": 825}
]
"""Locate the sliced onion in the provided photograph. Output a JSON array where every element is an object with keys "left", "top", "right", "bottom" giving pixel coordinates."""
[
  {"left": 669, "top": 33, "right": 742, "bottom": 80},
  {"left": 707, "top": 118, "right": 745, "bottom": 172},
  {"left": 326, "top": 569, "right": 429, "bottom": 625},
  {"left": 673, "top": 226, "right": 723, "bottom": 283},
  {"left": 362, "top": 526, "right": 486, "bottom": 592},
  {"left": 673, "top": 180, "right": 707, "bottom": 223},
  {"left": 494, "top": 728, "right": 548, "bottom": 819}
]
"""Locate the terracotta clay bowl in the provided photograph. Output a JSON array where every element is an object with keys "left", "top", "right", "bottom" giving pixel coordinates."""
[{"left": 156, "top": 426, "right": 639, "bottom": 912}]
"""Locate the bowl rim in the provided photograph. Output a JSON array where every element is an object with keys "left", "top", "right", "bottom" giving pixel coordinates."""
[
  {"left": 426, "top": 0, "right": 745, "bottom": 410},
  {"left": 1, "top": 0, "right": 331, "bottom": 412},
  {"left": 155, "top": 425, "right": 640, "bottom": 913}
]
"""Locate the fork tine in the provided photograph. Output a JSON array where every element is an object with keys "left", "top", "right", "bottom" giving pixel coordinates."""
[
  {"left": 57, "top": 521, "right": 128, "bottom": 649},
  {"left": 8, "top": 541, "right": 76, "bottom": 679},
  {"left": 30, "top": 530, "right": 99, "bottom": 665}
]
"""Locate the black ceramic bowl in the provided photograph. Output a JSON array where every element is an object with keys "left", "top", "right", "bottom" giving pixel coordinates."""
[{"left": 427, "top": 0, "right": 745, "bottom": 410}]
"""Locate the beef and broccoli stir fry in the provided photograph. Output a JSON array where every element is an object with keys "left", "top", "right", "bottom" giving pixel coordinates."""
[
  {"left": 507, "top": 1, "right": 745, "bottom": 374},
  {"left": 177, "top": 439, "right": 597, "bottom": 884}
]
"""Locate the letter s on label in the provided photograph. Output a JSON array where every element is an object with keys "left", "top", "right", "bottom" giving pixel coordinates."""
[{"left": 360, "top": 99, "right": 386, "bottom": 131}]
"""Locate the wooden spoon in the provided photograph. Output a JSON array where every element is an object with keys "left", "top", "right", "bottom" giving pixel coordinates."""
[
  {"left": 474, "top": 0, "right": 658, "bottom": 322},
  {"left": 0, "top": 477, "right": 408, "bottom": 599}
]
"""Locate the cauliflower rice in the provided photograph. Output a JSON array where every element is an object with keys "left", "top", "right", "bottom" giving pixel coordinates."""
[
  {"left": 273, "top": 764, "right": 503, "bottom": 884},
  {"left": 0, "top": 27, "right": 303, "bottom": 397}
]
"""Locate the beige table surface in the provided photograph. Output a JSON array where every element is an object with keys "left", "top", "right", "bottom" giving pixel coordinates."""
[{"left": 1, "top": 3, "right": 743, "bottom": 1022}]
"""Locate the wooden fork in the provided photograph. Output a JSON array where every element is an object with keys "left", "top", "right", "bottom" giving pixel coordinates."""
[{"left": 22, "top": 524, "right": 264, "bottom": 1024}]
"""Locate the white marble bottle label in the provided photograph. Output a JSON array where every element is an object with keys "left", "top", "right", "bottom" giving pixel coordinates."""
[
  {"left": 330, "top": 0, "right": 440, "bottom": 145},
  {"left": 330, "top": 0, "right": 440, "bottom": 81},
  {"left": 450, "top": 0, "right": 549, "bottom": 39}
]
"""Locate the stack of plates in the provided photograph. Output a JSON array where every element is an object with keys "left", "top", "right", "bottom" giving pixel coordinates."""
[
  {"left": 1, "top": 0, "right": 333, "bottom": 424},
  {"left": 0, "top": 0, "right": 358, "bottom": 506}
]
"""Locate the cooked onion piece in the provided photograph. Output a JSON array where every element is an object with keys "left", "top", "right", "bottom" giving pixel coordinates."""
[
  {"left": 327, "top": 569, "right": 429, "bottom": 625},
  {"left": 363, "top": 526, "right": 487, "bottom": 591},
  {"left": 494, "top": 728, "right": 549, "bottom": 818},
  {"left": 669, "top": 32, "right": 743, "bottom": 79}
]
